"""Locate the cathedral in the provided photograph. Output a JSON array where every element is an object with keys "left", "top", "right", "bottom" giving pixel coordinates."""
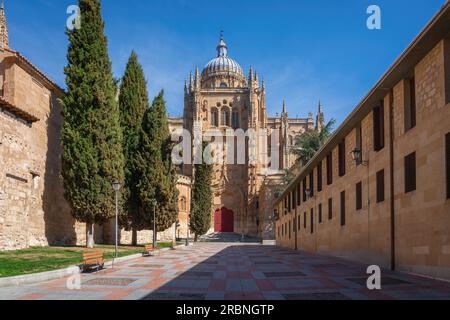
[
  {"left": 169, "top": 34, "right": 325, "bottom": 238},
  {"left": 0, "top": 0, "right": 325, "bottom": 249}
]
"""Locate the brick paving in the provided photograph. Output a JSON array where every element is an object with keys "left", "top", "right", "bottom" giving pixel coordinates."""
[{"left": 1, "top": 235, "right": 450, "bottom": 300}]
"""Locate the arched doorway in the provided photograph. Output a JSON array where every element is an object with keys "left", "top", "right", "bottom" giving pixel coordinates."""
[{"left": 214, "top": 207, "right": 234, "bottom": 233}]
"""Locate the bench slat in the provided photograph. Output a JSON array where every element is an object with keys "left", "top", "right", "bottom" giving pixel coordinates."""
[
  {"left": 83, "top": 255, "right": 103, "bottom": 260},
  {"left": 83, "top": 252, "right": 103, "bottom": 257},
  {"left": 82, "top": 250, "right": 104, "bottom": 272},
  {"left": 84, "top": 259, "right": 104, "bottom": 265}
]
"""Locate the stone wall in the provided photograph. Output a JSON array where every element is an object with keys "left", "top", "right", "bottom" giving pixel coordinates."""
[
  {"left": 103, "top": 175, "right": 192, "bottom": 245},
  {"left": 257, "top": 174, "right": 283, "bottom": 241},
  {"left": 0, "top": 53, "right": 86, "bottom": 250},
  {"left": 276, "top": 39, "right": 450, "bottom": 280},
  {"left": 393, "top": 39, "right": 450, "bottom": 279},
  {"left": 0, "top": 50, "right": 195, "bottom": 251}
]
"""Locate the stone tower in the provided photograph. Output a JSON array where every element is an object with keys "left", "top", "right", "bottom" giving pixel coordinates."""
[
  {"left": 0, "top": 0, "right": 8, "bottom": 48},
  {"left": 315, "top": 100, "right": 325, "bottom": 132},
  {"left": 280, "top": 99, "right": 290, "bottom": 170}
]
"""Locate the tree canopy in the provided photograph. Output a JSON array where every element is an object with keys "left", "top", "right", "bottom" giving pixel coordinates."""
[{"left": 62, "top": 0, "right": 124, "bottom": 231}]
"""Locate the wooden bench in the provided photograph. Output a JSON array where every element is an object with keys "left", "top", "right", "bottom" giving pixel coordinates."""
[
  {"left": 143, "top": 244, "right": 157, "bottom": 257},
  {"left": 81, "top": 250, "right": 104, "bottom": 272}
]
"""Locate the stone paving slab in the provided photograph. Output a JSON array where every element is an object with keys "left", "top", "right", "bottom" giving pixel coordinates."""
[{"left": 1, "top": 237, "right": 450, "bottom": 300}]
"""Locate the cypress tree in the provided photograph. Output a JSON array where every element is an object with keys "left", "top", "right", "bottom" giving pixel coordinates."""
[
  {"left": 137, "top": 92, "right": 179, "bottom": 241},
  {"left": 190, "top": 143, "right": 213, "bottom": 241},
  {"left": 118, "top": 52, "right": 149, "bottom": 244},
  {"left": 62, "top": 0, "right": 124, "bottom": 247}
]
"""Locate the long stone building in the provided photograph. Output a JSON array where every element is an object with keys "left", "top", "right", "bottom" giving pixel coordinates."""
[{"left": 275, "top": 2, "right": 450, "bottom": 280}]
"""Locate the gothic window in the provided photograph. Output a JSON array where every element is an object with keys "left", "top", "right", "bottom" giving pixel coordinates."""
[
  {"left": 220, "top": 82, "right": 228, "bottom": 88},
  {"left": 221, "top": 107, "right": 230, "bottom": 127},
  {"left": 179, "top": 197, "right": 187, "bottom": 211},
  {"left": 211, "top": 108, "right": 219, "bottom": 127},
  {"left": 232, "top": 110, "right": 239, "bottom": 129}
]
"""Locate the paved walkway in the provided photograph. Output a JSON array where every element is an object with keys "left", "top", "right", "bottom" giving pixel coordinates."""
[{"left": 1, "top": 237, "right": 450, "bottom": 300}]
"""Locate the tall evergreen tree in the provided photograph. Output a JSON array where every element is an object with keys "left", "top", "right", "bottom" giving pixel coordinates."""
[
  {"left": 190, "top": 143, "right": 213, "bottom": 242},
  {"left": 137, "top": 92, "right": 179, "bottom": 240},
  {"left": 62, "top": 0, "right": 124, "bottom": 247},
  {"left": 118, "top": 52, "right": 149, "bottom": 244},
  {"left": 292, "top": 119, "right": 336, "bottom": 166}
]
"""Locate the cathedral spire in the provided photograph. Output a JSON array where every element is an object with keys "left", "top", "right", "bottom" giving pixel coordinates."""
[
  {"left": 249, "top": 66, "right": 254, "bottom": 83},
  {"left": 0, "top": 0, "right": 9, "bottom": 48},
  {"left": 189, "top": 71, "right": 194, "bottom": 92},
  {"left": 316, "top": 100, "right": 325, "bottom": 132},
  {"left": 216, "top": 30, "right": 228, "bottom": 57},
  {"left": 194, "top": 66, "right": 200, "bottom": 90}
]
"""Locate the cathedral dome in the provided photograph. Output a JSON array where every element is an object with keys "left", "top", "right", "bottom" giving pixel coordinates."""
[{"left": 201, "top": 36, "right": 244, "bottom": 79}]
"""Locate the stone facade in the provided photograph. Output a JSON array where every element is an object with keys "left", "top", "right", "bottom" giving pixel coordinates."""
[
  {"left": 0, "top": 5, "right": 193, "bottom": 250},
  {"left": 169, "top": 36, "right": 321, "bottom": 237},
  {"left": 0, "top": 5, "right": 323, "bottom": 250},
  {"left": 0, "top": 47, "right": 87, "bottom": 250},
  {"left": 256, "top": 173, "right": 285, "bottom": 242},
  {"left": 118, "top": 175, "right": 192, "bottom": 243},
  {"left": 275, "top": 4, "right": 450, "bottom": 280}
]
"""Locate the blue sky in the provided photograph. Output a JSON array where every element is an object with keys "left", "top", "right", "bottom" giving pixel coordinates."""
[{"left": 4, "top": 0, "right": 445, "bottom": 123}]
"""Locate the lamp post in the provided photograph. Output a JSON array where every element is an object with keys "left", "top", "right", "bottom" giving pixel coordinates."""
[
  {"left": 151, "top": 199, "right": 157, "bottom": 249},
  {"left": 351, "top": 148, "right": 369, "bottom": 166},
  {"left": 187, "top": 169, "right": 194, "bottom": 246},
  {"left": 186, "top": 212, "right": 190, "bottom": 246},
  {"left": 305, "top": 188, "right": 318, "bottom": 251},
  {"left": 351, "top": 147, "right": 371, "bottom": 256},
  {"left": 112, "top": 180, "right": 121, "bottom": 259}
]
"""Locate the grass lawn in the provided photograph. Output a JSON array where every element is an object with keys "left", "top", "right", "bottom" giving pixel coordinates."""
[{"left": 0, "top": 242, "right": 181, "bottom": 278}]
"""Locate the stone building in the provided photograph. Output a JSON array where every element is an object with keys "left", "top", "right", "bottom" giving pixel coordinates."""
[
  {"left": 168, "top": 35, "right": 322, "bottom": 237},
  {"left": 0, "top": 1, "right": 324, "bottom": 250},
  {"left": 0, "top": 3, "right": 192, "bottom": 249},
  {"left": 0, "top": 3, "right": 86, "bottom": 250},
  {"left": 275, "top": 3, "right": 450, "bottom": 280}
]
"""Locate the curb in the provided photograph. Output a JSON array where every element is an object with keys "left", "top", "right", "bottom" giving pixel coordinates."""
[
  {"left": 0, "top": 266, "right": 81, "bottom": 288},
  {"left": 0, "top": 244, "right": 188, "bottom": 288}
]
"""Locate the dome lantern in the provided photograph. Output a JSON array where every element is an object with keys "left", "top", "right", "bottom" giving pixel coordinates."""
[{"left": 201, "top": 32, "right": 245, "bottom": 83}]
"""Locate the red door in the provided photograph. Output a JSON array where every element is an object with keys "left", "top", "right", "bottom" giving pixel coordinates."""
[
  {"left": 214, "top": 210, "right": 221, "bottom": 232},
  {"left": 214, "top": 207, "right": 234, "bottom": 233}
]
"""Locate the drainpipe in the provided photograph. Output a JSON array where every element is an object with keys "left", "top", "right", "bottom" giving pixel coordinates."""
[
  {"left": 389, "top": 90, "right": 396, "bottom": 271},
  {"left": 294, "top": 206, "right": 298, "bottom": 250}
]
